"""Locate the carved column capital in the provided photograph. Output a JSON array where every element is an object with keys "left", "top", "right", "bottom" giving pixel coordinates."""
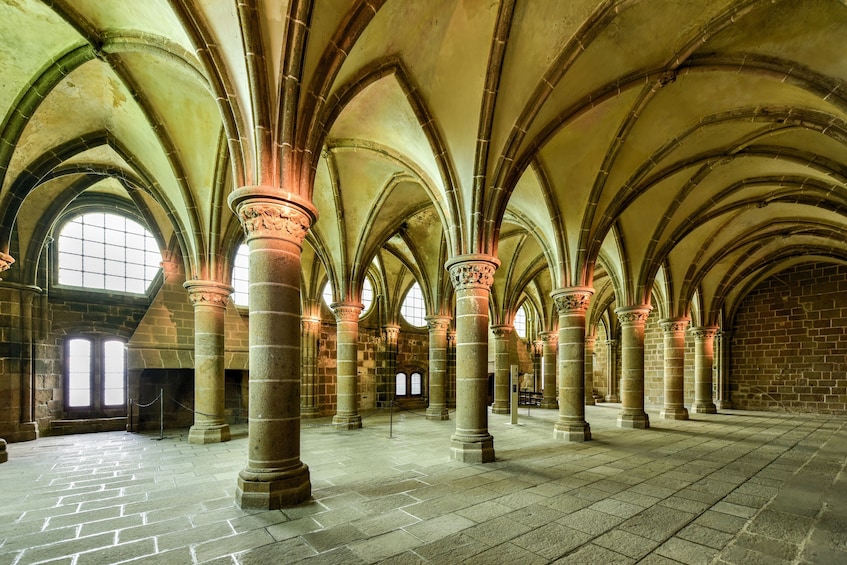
[
  {"left": 425, "top": 315, "right": 452, "bottom": 333},
  {"left": 184, "top": 280, "right": 234, "bottom": 308},
  {"left": 382, "top": 324, "right": 401, "bottom": 344},
  {"left": 301, "top": 316, "right": 322, "bottom": 334},
  {"left": 228, "top": 187, "right": 317, "bottom": 245},
  {"left": 585, "top": 335, "right": 597, "bottom": 349},
  {"left": 331, "top": 302, "right": 363, "bottom": 323},
  {"left": 0, "top": 251, "right": 14, "bottom": 273},
  {"left": 447, "top": 331, "right": 457, "bottom": 345},
  {"left": 615, "top": 306, "right": 652, "bottom": 327},
  {"left": 690, "top": 326, "right": 719, "bottom": 341},
  {"left": 445, "top": 254, "right": 500, "bottom": 291},
  {"left": 540, "top": 331, "right": 558, "bottom": 346},
  {"left": 551, "top": 287, "right": 594, "bottom": 315},
  {"left": 490, "top": 325, "right": 513, "bottom": 339},
  {"left": 659, "top": 318, "right": 689, "bottom": 334}
]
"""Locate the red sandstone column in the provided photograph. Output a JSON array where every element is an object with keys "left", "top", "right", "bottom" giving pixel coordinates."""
[
  {"left": 426, "top": 315, "right": 451, "bottom": 420},
  {"left": 539, "top": 331, "right": 558, "bottom": 409},
  {"left": 228, "top": 187, "right": 314, "bottom": 509},
  {"left": 490, "top": 325, "right": 513, "bottom": 415},
  {"left": 184, "top": 280, "right": 233, "bottom": 444},
  {"left": 553, "top": 288, "right": 593, "bottom": 441},
  {"left": 691, "top": 326, "right": 718, "bottom": 414},
  {"left": 585, "top": 335, "right": 596, "bottom": 406},
  {"left": 300, "top": 317, "right": 321, "bottom": 418},
  {"left": 446, "top": 254, "right": 499, "bottom": 463},
  {"left": 331, "top": 302, "right": 363, "bottom": 429},
  {"left": 616, "top": 306, "right": 651, "bottom": 429},
  {"left": 604, "top": 340, "right": 619, "bottom": 402},
  {"left": 659, "top": 318, "right": 690, "bottom": 420}
]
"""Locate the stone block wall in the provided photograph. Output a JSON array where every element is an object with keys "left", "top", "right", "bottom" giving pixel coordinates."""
[{"left": 730, "top": 262, "right": 847, "bottom": 414}]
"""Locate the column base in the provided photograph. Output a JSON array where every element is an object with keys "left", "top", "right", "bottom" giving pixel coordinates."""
[
  {"left": 660, "top": 406, "right": 689, "bottom": 420},
  {"left": 585, "top": 396, "right": 596, "bottom": 406},
  {"left": 491, "top": 401, "right": 509, "bottom": 415},
  {"left": 617, "top": 412, "right": 650, "bottom": 429},
  {"left": 553, "top": 420, "right": 591, "bottom": 442},
  {"left": 716, "top": 400, "right": 733, "bottom": 410},
  {"left": 426, "top": 407, "right": 449, "bottom": 421},
  {"left": 605, "top": 394, "right": 620, "bottom": 403},
  {"left": 301, "top": 406, "right": 322, "bottom": 419},
  {"left": 0, "top": 439, "right": 7, "bottom": 463},
  {"left": 188, "top": 423, "right": 231, "bottom": 444},
  {"left": 450, "top": 434, "right": 495, "bottom": 463},
  {"left": 539, "top": 399, "right": 559, "bottom": 409},
  {"left": 690, "top": 402, "right": 717, "bottom": 414},
  {"left": 332, "top": 414, "right": 362, "bottom": 429},
  {"left": 236, "top": 464, "right": 311, "bottom": 509}
]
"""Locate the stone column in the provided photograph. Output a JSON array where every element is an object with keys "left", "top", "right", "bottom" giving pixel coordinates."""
[
  {"left": 331, "top": 303, "right": 364, "bottom": 429},
  {"left": 426, "top": 316, "right": 451, "bottom": 420},
  {"left": 533, "top": 340, "right": 543, "bottom": 392},
  {"left": 184, "top": 280, "right": 233, "bottom": 444},
  {"left": 539, "top": 331, "right": 558, "bottom": 409},
  {"left": 691, "top": 326, "right": 718, "bottom": 414},
  {"left": 716, "top": 331, "right": 733, "bottom": 409},
  {"left": 228, "top": 187, "right": 314, "bottom": 509},
  {"left": 659, "top": 318, "right": 689, "bottom": 420},
  {"left": 382, "top": 324, "right": 400, "bottom": 406},
  {"left": 447, "top": 330, "right": 456, "bottom": 408},
  {"left": 615, "top": 306, "right": 651, "bottom": 429},
  {"left": 584, "top": 335, "right": 596, "bottom": 406},
  {"left": 301, "top": 317, "right": 321, "bottom": 418},
  {"left": 490, "top": 325, "right": 513, "bottom": 414},
  {"left": 552, "top": 288, "right": 593, "bottom": 441},
  {"left": 446, "top": 254, "right": 499, "bottom": 463},
  {"left": 604, "top": 340, "right": 619, "bottom": 402}
]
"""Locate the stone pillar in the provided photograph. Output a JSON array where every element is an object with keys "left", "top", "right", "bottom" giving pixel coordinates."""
[
  {"left": 446, "top": 254, "right": 499, "bottom": 463},
  {"left": 533, "top": 339, "right": 543, "bottom": 392},
  {"left": 228, "top": 187, "right": 314, "bottom": 509},
  {"left": 584, "top": 335, "right": 597, "bottom": 405},
  {"left": 301, "top": 317, "right": 321, "bottom": 418},
  {"left": 426, "top": 316, "right": 451, "bottom": 420},
  {"left": 447, "top": 330, "right": 456, "bottom": 408},
  {"left": 184, "top": 280, "right": 233, "bottom": 444},
  {"left": 490, "top": 325, "right": 513, "bottom": 414},
  {"left": 331, "top": 303, "right": 364, "bottom": 429},
  {"left": 659, "top": 318, "right": 689, "bottom": 420},
  {"left": 615, "top": 306, "right": 651, "bottom": 429},
  {"left": 716, "top": 331, "right": 733, "bottom": 409},
  {"left": 539, "top": 332, "right": 558, "bottom": 409},
  {"left": 691, "top": 327, "right": 718, "bottom": 414},
  {"left": 552, "top": 288, "right": 593, "bottom": 441},
  {"left": 382, "top": 324, "right": 400, "bottom": 406},
  {"left": 604, "top": 340, "right": 619, "bottom": 402},
  {"left": 0, "top": 438, "right": 6, "bottom": 463}
]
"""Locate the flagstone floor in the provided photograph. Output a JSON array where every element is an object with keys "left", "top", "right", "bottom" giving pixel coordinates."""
[{"left": 1, "top": 403, "right": 845, "bottom": 564}]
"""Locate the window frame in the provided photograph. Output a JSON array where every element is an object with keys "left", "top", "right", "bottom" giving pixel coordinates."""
[
  {"left": 400, "top": 282, "right": 427, "bottom": 327},
  {"left": 64, "top": 334, "right": 127, "bottom": 418}
]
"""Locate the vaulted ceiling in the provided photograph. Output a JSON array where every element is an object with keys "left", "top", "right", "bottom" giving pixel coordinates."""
[{"left": 2, "top": 0, "right": 845, "bottom": 327}]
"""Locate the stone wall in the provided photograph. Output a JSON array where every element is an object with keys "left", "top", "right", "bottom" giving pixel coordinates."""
[{"left": 730, "top": 262, "right": 847, "bottom": 414}]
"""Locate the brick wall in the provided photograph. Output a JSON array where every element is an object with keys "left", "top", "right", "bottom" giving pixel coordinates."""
[{"left": 730, "top": 262, "right": 847, "bottom": 414}]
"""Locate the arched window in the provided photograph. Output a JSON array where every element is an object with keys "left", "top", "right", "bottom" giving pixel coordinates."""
[
  {"left": 322, "top": 276, "right": 373, "bottom": 317},
  {"left": 400, "top": 282, "right": 426, "bottom": 327},
  {"left": 232, "top": 244, "right": 249, "bottom": 306},
  {"left": 514, "top": 304, "right": 528, "bottom": 338},
  {"left": 395, "top": 372, "right": 407, "bottom": 396},
  {"left": 395, "top": 371, "right": 424, "bottom": 398},
  {"left": 57, "top": 212, "right": 160, "bottom": 294},
  {"left": 66, "top": 336, "right": 126, "bottom": 412},
  {"left": 410, "top": 372, "right": 422, "bottom": 396}
]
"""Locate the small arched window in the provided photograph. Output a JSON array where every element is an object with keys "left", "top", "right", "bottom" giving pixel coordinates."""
[
  {"left": 400, "top": 282, "right": 426, "bottom": 327},
  {"left": 57, "top": 212, "right": 160, "bottom": 294},
  {"left": 395, "top": 372, "right": 407, "bottom": 396},
  {"left": 232, "top": 244, "right": 249, "bottom": 306},
  {"left": 514, "top": 304, "right": 528, "bottom": 338}
]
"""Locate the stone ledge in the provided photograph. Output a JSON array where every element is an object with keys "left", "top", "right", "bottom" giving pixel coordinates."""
[{"left": 48, "top": 417, "right": 127, "bottom": 436}]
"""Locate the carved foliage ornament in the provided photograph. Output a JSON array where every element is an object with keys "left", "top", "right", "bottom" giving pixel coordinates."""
[
  {"left": 491, "top": 325, "right": 513, "bottom": 338},
  {"left": 426, "top": 317, "right": 451, "bottom": 332},
  {"left": 331, "top": 303, "right": 363, "bottom": 323},
  {"left": 449, "top": 261, "right": 496, "bottom": 290},
  {"left": 553, "top": 291, "right": 592, "bottom": 314},
  {"left": 690, "top": 327, "right": 719, "bottom": 340},
  {"left": 238, "top": 202, "right": 310, "bottom": 243},
  {"left": 659, "top": 319, "right": 689, "bottom": 333},
  {"left": 185, "top": 283, "right": 232, "bottom": 307},
  {"left": 616, "top": 309, "right": 651, "bottom": 326}
]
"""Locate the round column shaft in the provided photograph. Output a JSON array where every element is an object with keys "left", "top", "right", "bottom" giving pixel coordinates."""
[
  {"left": 490, "top": 325, "right": 513, "bottom": 414},
  {"left": 301, "top": 317, "right": 321, "bottom": 418},
  {"left": 446, "top": 254, "right": 499, "bottom": 463},
  {"left": 691, "top": 327, "right": 719, "bottom": 414},
  {"left": 552, "top": 288, "right": 593, "bottom": 441},
  {"left": 331, "top": 303, "right": 364, "bottom": 429},
  {"left": 716, "top": 331, "right": 733, "bottom": 410},
  {"left": 585, "top": 336, "right": 596, "bottom": 406},
  {"left": 185, "top": 280, "right": 233, "bottom": 444},
  {"left": 539, "top": 332, "right": 558, "bottom": 409},
  {"left": 426, "top": 316, "right": 451, "bottom": 420},
  {"left": 616, "top": 306, "right": 651, "bottom": 429},
  {"left": 604, "top": 340, "right": 619, "bottom": 402},
  {"left": 659, "top": 318, "right": 689, "bottom": 420},
  {"left": 229, "top": 187, "right": 314, "bottom": 509}
]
